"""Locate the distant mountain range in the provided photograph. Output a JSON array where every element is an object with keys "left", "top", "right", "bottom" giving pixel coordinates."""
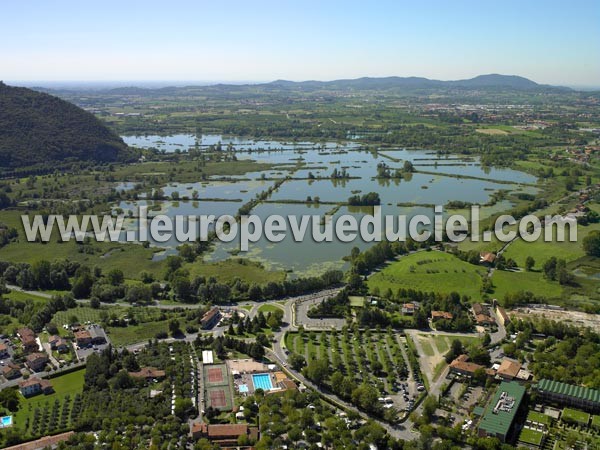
[
  {"left": 264, "top": 74, "right": 562, "bottom": 91},
  {"left": 0, "top": 82, "right": 136, "bottom": 168}
]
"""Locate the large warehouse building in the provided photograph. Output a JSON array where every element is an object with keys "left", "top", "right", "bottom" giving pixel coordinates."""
[
  {"left": 478, "top": 382, "right": 526, "bottom": 442},
  {"left": 535, "top": 379, "right": 600, "bottom": 413}
]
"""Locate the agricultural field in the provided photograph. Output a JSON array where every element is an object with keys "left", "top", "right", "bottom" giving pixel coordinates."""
[
  {"left": 368, "top": 251, "right": 486, "bottom": 300},
  {"left": 12, "top": 368, "right": 85, "bottom": 439},
  {"left": 285, "top": 327, "right": 409, "bottom": 395},
  {"left": 490, "top": 270, "right": 563, "bottom": 301}
]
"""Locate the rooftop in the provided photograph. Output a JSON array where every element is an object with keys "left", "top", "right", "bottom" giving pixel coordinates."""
[
  {"left": 479, "top": 382, "right": 525, "bottom": 437},
  {"left": 536, "top": 379, "right": 600, "bottom": 404},
  {"left": 497, "top": 359, "right": 522, "bottom": 378}
]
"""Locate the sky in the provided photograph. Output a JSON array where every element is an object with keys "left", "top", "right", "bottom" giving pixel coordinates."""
[{"left": 2, "top": 0, "right": 599, "bottom": 87}]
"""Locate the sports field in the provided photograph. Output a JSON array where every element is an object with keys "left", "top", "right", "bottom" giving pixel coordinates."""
[
  {"left": 203, "top": 363, "right": 229, "bottom": 387},
  {"left": 202, "top": 362, "right": 233, "bottom": 411}
]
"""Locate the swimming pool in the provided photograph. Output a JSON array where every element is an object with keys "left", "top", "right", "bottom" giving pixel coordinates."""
[
  {"left": 0, "top": 416, "right": 13, "bottom": 428},
  {"left": 239, "top": 384, "right": 249, "bottom": 393},
  {"left": 252, "top": 373, "right": 273, "bottom": 391}
]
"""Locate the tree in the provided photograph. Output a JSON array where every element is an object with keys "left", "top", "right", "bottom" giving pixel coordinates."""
[
  {"left": 106, "top": 269, "right": 124, "bottom": 286},
  {"left": 288, "top": 353, "right": 306, "bottom": 371},
  {"left": 583, "top": 231, "right": 600, "bottom": 257},
  {"left": 525, "top": 256, "right": 535, "bottom": 271},
  {"left": 303, "top": 358, "right": 329, "bottom": 386},
  {"left": 0, "top": 388, "right": 20, "bottom": 412},
  {"left": 169, "top": 319, "right": 181, "bottom": 336}
]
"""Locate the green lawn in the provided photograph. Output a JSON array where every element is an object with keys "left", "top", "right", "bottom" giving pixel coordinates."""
[
  {"left": 491, "top": 269, "right": 563, "bottom": 301},
  {"left": 348, "top": 296, "right": 366, "bottom": 307},
  {"left": 527, "top": 410, "right": 551, "bottom": 426},
  {"left": 12, "top": 368, "right": 85, "bottom": 435},
  {"left": 518, "top": 428, "right": 544, "bottom": 446},
  {"left": 502, "top": 222, "right": 599, "bottom": 270},
  {"left": 562, "top": 407, "right": 590, "bottom": 425},
  {"left": 418, "top": 335, "right": 435, "bottom": 357},
  {"left": 368, "top": 251, "right": 486, "bottom": 300},
  {"left": 186, "top": 258, "right": 286, "bottom": 285},
  {"left": 257, "top": 304, "right": 283, "bottom": 314},
  {"left": 432, "top": 335, "right": 450, "bottom": 353}
]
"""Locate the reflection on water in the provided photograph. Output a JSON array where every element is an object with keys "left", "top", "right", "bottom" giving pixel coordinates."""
[{"left": 115, "top": 135, "right": 538, "bottom": 275}]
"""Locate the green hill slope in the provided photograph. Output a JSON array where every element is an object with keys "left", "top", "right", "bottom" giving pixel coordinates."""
[{"left": 0, "top": 82, "right": 135, "bottom": 168}]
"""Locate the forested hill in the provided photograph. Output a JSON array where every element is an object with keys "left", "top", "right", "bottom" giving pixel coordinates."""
[{"left": 0, "top": 82, "right": 135, "bottom": 168}]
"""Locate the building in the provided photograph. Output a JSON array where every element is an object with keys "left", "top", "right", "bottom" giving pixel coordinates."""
[
  {"left": 0, "top": 343, "right": 9, "bottom": 359},
  {"left": 478, "top": 382, "right": 526, "bottom": 442},
  {"left": 19, "top": 377, "right": 53, "bottom": 397},
  {"left": 496, "top": 306, "right": 510, "bottom": 326},
  {"left": 17, "top": 328, "right": 38, "bottom": 353},
  {"left": 25, "top": 353, "right": 49, "bottom": 372},
  {"left": 535, "top": 379, "right": 600, "bottom": 413},
  {"left": 431, "top": 311, "right": 453, "bottom": 321},
  {"left": 401, "top": 303, "right": 416, "bottom": 315},
  {"left": 87, "top": 324, "right": 107, "bottom": 345},
  {"left": 2, "top": 431, "right": 74, "bottom": 450},
  {"left": 480, "top": 252, "right": 497, "bottom": 265},
  {"left": 497, "top": 359, "right": 522, "bottom": 381},
  {"left": 129, "top": 367, "right": 166, "bottom": 381},
  {"left": 449, "top": 355, "right": 495, "bottom": 378},
  {"left": 74, "top": 330, "right": 92, "bottom": 347},
  {"left": 472, "top": 303, "right": 487, "bottom": 316},
  {"left": 201, "top": 307, "right": 221, "bottom": 329},
  {"left": 48, "top": 336, "right": 70, "bottom": 353},
  {"left": 2, "top": 363, "right": 21, "bottom": 380},
  {"left": 191, "top": 423, "right": 259, "bottom": 446},
  {"left": 475, "top": 314, "right": 496, "bottom": 327},
  {"left": 202, "top": 350, "right": 214, "bottom": 364}
]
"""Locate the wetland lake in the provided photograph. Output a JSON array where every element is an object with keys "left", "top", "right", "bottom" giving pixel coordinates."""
[{"left": 118, "top": 134, "right": 538, "bottom": 275}]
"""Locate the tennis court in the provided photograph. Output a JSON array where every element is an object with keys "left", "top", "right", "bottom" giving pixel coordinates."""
[
  {"left": 206, "top": 386, "right": 233, "bottom": 411},
  {"left": 203, "top": 363, "right": 229, "bottom": 387}
]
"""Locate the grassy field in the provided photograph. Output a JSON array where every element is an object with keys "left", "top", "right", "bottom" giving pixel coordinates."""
[
  {"left": 187, "top": 258, "right": 286, "bottom": 285},
  {"left": 348, "top": 296, "right": 366, "bottom": 307},
  {"left": 12, "top": 368, "right": 85, "bottom": 436},
  {"left": 502, "top": 222, "right": 599, "bottom": 270},
  {"left": 518, "top": 428, "right": 544, "bottom": 446},
  {"left": 527, "top": 410, "right": 551, "bottom": 426},
  {"left": 562, "top": 407, "right": 591, "bottom": 425},
  {"left": 368, "top": 251, "right": 486, "bottom": 300},
  {"left": 257, "top": 304, "right": 283, "bottom": 314},
  {"left": 491, "top": 269, "right": 563, "bottom": 301}
]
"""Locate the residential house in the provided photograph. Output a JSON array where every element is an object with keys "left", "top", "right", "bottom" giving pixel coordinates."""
[
  {"left": 74, "top": 330, "right": 92, "bottom": 347},
  {"left": 2, "top": 362, "right": 21, "bottom": 380},
  {"left": 402, "top": 303, "right": 416, "bottom": 315},
  {"left": 191, "top": 423, "right": 259, "bottom": 446},
  {"left": 475, "top": 314, "right": 496, "bottom": 327},
  {"left": 0, "top": 343, "right": 9, "bottom": 359},
  {"left": 48, "top": 335, "right": 70, "bottom": 353},
  {"left": 19, "top": 377, "right": 53, "bottom": 397},
  {"left": 201, "top": 307, "right": 221, "bottom": 329},
  {"left": 480, "top": 252, "right": 496, "bottom": 265},
  {"left": 25, "top": 352, "right": 49, "bottom": 372},
  {"left": 129, "top": 367, "right": 166, "bottom": 381},
  {"left": 431, "top": 311, "right": 453, "bottom": 321},
  {"left": 449, "top": 355, "right": 495, "bottom": 378},
  {"left": 497, "top": 359, "right": 522, "bottom": 381},
  {"left": 17, "top": 327, "right": 38, "bottom": 353},
  {"left": 87, "top": 325, "right": 107, "bottom": 345}
]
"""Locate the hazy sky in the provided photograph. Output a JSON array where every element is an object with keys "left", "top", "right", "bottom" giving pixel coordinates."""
[{"left": 2, "top": 0, "right": 599, "bottom": 86}]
